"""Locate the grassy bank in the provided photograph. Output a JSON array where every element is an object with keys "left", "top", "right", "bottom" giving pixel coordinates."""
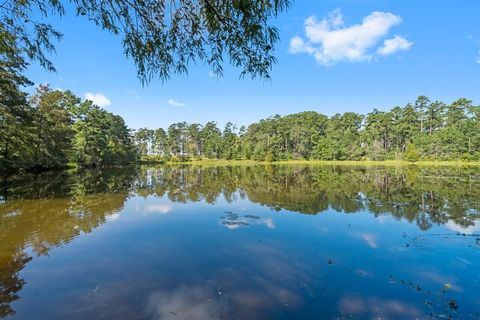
[{"left": 158, "top": 159, "right": 480, "bottom": 167}]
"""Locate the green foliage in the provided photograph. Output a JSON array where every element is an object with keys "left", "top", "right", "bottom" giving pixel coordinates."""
[
  {"left": 222, "top": 122, "right": 242, "bottom": 160},
  {"left": 132, "top": 96, "right": 480, "bottom": 164},
  {"left": 0, "top": 83, "right": 136, "bottom": 172},
  {"left": 139, "top": 155, "right": 165, "bottom": 164},
  {"left": 29, "top": 85, "right": 78, "bottom": 169},
  {"left": 1, "top": 0, "right": 290, "bottom": 83},
  {"left": 239, "top": 112, "right": 329, "bottom": 161},
  {"left": 169, "top": 155, "right": 190, "bottom": 162},
  {"left": 134, "top": 128, "right": 153, "bottom": 157},
  {"left": 314, "top": 112, "right": 363, "bottom": 160},
  {"left": 404, "top": 143, "right": 420, "bottom": 162},
  {"left": 202, "top": 122, "right": 223, "bottom": 159},
  {"left": 0, "top": 2, "right": 63, "bottom": 72},
  {"left": 0, "top": 32, "right": 34, "bottom": 171},
  {"left": 71, "top": 101, "right": 135, "bottom": 167},
  {"left": 4, "top": 77, "right": 480, "bottom": 172},
  {"left": 264, "top": 150, "right": 275, "bottom": 162},
  {"left": 0, "top": 34, "right": 137, "bottom": 172}
]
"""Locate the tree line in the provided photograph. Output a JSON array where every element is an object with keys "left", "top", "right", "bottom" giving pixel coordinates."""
[
  {"left": 0, "top": 83, "right": 136, "bottom": 172},
  {"left": 3, "top": 73, "right": 479, "bottom": 175},
  {"left": 1, "top": 24, "right": 138, "bottom": 173},
  {"left": 134, "top": 96, "right": 480, "bottom": 162},
  {"left": 3, "top": 37, "right": 479, "bottom": 173}
]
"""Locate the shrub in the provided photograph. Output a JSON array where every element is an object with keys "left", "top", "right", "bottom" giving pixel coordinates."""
[
  {"left": 264, "top": 151, "right": 276, "bottom": 162},
  {"left": 404, "top": 143, "right": 420, "bottom": 162}
]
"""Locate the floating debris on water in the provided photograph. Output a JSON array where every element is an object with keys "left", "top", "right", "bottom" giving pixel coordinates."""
[
  {"left": 448, "top": 299, "right": 458, "bottom": 310},
  {"left": 442, "top": 283, "right": 452, "bottom": 293},
  {"left": 220, "top": 211, "right": 273, "bottom": 230},
  {"left": 222, "top": 221, "right": 249, "bottom": 226}
]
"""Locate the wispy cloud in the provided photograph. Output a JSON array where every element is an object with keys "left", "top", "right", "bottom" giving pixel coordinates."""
[
  {"left": 446, "top": 220, "right": 480, "bottom": 235},
  {"left": 85, "top": 92, "right": 111, "bottom": 107},
  {"left": 465, "top": 35, "right": 480, "bottom": 64},
  {"left": 377, "top": 35, "right": 413, "bottom": 56},
  {"left": 357, "top": 233, "right": 378, "bottom": 248},
  {"left": 127, "top": 89, "right": 140, "bottom": 99},
  {"left": 290, "top": 9, "right": 412, "bottom": 65},
  {"left": 143, "top": 204, "right": 173, "bottom": 214},
  {"left": 167, "top": 98, "right": 186, "bottom": 107},
  {"left": 106, "top": 213, "right": 120, "bottom": 222}
]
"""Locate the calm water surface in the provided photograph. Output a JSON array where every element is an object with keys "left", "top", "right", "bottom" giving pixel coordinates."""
[{"left": 1, "top": 165, "right": 479, "bottom": 319}]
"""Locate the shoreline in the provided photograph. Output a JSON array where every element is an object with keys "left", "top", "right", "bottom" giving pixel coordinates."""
[
  {"left": 154, "top": 159, "right": 480, "bottom": 167},
  {"left": 4, "top": 159, "right": 480, "bottom": 176}
]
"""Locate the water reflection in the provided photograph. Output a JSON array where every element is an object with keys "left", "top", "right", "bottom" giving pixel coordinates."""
[
  {"left": 0, "top": 169, "right": 134, "bottom": 317},
  {"left": 0, "top": 165, "right": 479, "bottom": 319},
  {"left": 133, "top": 165, "right": 480, "bottom": 231},
  {"left": 3, "top": 165, "right": 480, "bottom": 231}
]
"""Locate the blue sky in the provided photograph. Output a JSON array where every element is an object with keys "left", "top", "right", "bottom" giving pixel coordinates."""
[{"left": 26, "top": 0, "right": 480, "bottom": 130}]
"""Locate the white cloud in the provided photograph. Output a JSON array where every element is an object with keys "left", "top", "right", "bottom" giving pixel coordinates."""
[
  {"left": 357, "top": 233, "right": 378, "bottom": 248},
  {"left": 377, "top": 35, "right": 413, "bottom": 56},
  {"left": 144, "top": 204, "right": 173, "bottom": 214},
  {"left": 262, "top": 218, "right": 275, "bottom": 229},
  {"left": 476, "top": 51, "right": 480, "bottom": 64},
  {"left": 167, "top": 98, "right": 186, "bottom": 107},
  {"left": 445, "top": 220, "right": 480, "bottom": 235},
  {"left": 106, "top": 213, "right": 120, "bottom": 222},
  {"left": 84, "top": 92, "right": 111, "bottom": 107},
  {"left": 147, "top": 286, "right": 223, "bottom": 320},
  {"left": 290, "top": 9, "right": 411, "bottom": 65}
]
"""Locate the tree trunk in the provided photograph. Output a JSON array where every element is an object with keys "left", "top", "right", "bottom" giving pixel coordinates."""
[{"left": 4, "top": 141, "right": 8, "bottom": 166}]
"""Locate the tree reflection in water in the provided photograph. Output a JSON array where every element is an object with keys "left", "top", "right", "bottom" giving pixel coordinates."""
[
  {"left": 1, "top": 164, "right": 479, "bottom": 317},
  {"left": 0, "top": 168, "right": 134, "bottom": 317},
  {"left": 133, "top": 165, "right": 480, "bottom": 230}
]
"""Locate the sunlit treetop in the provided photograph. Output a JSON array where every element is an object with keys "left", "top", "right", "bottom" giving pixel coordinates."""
[{"left": 0, "top": 0, "right": 290, "bottom": 83}]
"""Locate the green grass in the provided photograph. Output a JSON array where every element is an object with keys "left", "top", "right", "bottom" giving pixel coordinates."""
[
  {"left": 163, "top": 159, "right": 259, "bottom": 166},
  {"left": 157, "top": 159, "right": 480, "bottom": 167}
]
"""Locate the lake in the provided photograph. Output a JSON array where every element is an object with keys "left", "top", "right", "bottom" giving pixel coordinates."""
[{"left": 1, "top": 165, "right": 479, "bottom": 319}]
